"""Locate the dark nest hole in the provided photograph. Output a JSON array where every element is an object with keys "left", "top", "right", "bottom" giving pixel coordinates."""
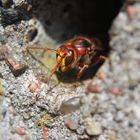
[{"left": 32, "top": 0, "right": 123, "bottom": 82}]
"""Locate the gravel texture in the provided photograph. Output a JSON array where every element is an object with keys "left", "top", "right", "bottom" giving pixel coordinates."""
[{"left": 0, "top": 0, "right": 140, "bottom": 140}]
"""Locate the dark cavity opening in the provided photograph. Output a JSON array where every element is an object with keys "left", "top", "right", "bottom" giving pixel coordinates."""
[
  {"left": 32, "top": 0, "right": 123, "bottom": 44},
  {"left": 32, "top": 0, "right": 123, "bottom": 82}
]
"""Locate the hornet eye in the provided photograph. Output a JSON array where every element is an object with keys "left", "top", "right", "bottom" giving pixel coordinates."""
[{"left": 65, "top": 50, "right": 74, "bottom": 66}]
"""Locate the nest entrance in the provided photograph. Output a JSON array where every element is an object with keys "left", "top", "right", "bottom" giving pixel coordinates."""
[
  {"left": 33, "top": 0, "right": 123, "bottom": 43},
  {"left": 31, "top": 0, "right": 123, "bottom": 82}
]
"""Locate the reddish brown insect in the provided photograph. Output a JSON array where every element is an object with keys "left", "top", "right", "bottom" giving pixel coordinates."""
[{"left": 27, "top": 36, "right": 106, "bottom": 82}]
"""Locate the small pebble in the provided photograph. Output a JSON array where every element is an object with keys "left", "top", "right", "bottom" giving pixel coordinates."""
[
  {"left": 126, "top": 4, "right": 136, "bottom": 20},
  {"left": 132, "top": 105, "right": 140, "bottom": 119},
  {"left": 86, "top": 81, "right": 101, "bottom": 94},
  {"left": 108, "top": 87, "right": 123, "bottom": 96},
  {"left": 96, "top": 71, "right": 106, "bottom": 80},
  {"left": 24, "top": 135, "right": 30, "bottom": 140},
  {"left": 137, "top": 59, "right": 140, "bottom": 66},
  {"left": 106, "top": 131, "right": 117, "bottom": 140},
  {"left": 6, "top": 58, "right": 28, "bottom": 77},
  {"left": 22, "top": 112, "right": 31, "bottom": 120},
  {"left": 28, "top": 82, "right": 39, "bottom": 93},
  {"left": 64, "top": 116, "right": 78, "bottom": 130},
  {"left": 85, "top": 117, "right": 102, "bottom": 136},
  {"left": 36, "top": 75, "right": 48, "bottom": 83},
  {"left": 0, "top": 46, "right": 9, "bottom": 60},
  {"left": 60, "top": 97, "right": 81, "bottom": 114},
  {"left": 27, "top": 4, "right": 32, "bottom": 12},
  {"left": 43, "top": 127, "right": 48, "bottom": 140},
  {"left": 16, "top": 127, "right": 26, "bottom": 135}
]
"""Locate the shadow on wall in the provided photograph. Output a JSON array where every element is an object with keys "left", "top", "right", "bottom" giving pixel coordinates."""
[{"left": 32, "top": 0, "right": 123, "bottom": 44}]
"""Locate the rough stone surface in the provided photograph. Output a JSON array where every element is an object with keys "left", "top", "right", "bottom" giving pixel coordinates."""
[{"left": 0, "top": 0, "right": 140, "bottom": 140}]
